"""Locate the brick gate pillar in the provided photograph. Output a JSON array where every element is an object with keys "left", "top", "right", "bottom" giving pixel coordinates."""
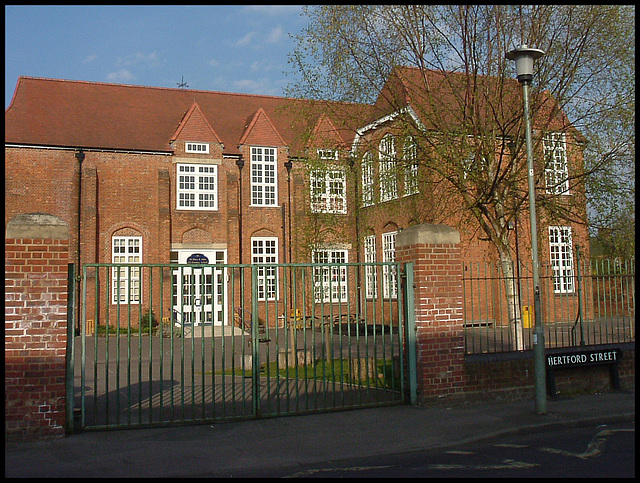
[
  {"left": 396, "top": 224, "right": 466, "bottom": 403},
  {"left": 5, "top": 214, "right": 70, "bottom": 440}
]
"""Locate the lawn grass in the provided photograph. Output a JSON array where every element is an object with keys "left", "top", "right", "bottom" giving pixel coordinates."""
[
  {"left": 94, "top": 324, "right": 156, "bottom": 336},
  {"left": 216, "top": 357, "right": 401, "bottom": 390}
]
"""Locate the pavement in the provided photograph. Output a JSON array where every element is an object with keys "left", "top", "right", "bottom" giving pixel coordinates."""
[{"left": 4, "top": 390, "right": 635, "bottom": 478}]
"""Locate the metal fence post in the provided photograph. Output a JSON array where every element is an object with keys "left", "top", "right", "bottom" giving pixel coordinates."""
[
  {"left": 251, "top": 264, "right": 261, "bottom": 418},
  {"left": 575, "top": 245, "right": 585, "bottom": 346},
  {"left": 403, "top": 262, "right": 418, "bottom": 405},
  {"left": 65, "top": 263, "right": 76, "bottom": 433}
]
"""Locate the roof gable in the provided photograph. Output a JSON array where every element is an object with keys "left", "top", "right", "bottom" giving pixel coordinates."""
[
  {"left": 306, "top": 113, "right": 348, "bottom": 151},
  {"left": 171, "top": 102, "right": 223, "bottom": 146},
  {"left": 237, "top": 107, "right": 287, "bottom": 148},
  {"left": 372, "top": 66, "right": 582, "bottom": 140}
]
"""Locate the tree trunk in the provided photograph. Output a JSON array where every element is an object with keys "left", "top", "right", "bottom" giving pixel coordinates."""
[{"left": 500, "top": 253, "right": 524, "bottom": 351}]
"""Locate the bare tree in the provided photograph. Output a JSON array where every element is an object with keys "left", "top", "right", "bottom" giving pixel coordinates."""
[{"left": 286, "top": 5, "right": 634, "bottom": 349}]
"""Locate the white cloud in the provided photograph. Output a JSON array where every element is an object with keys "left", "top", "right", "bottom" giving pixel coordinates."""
[
  {"left": 118, "top": 52, "right": 161, "bottom": 68},
  {"left": 231, "top": 77, "right": 280, "bottom": 96},
  {"left": 241, "top": 5, "right": 302, "bottom": 18},
  {"left": 107, "top": 69, "right": 134, "bottom": 82},
  {"left": 83, "top": 54, "right": 97, "bottom": 64},
  {"left": 266, "top": 25, "right": 284, "bottom": 44},
  {"left": 235, "top": 32, "right": 255, "bottom": 48},
  {"left": 233, "top": 79, "right": 261, "bottom": 90},
  {"left": 250, "top": 60, "right": 278, "bottom": 73},
  {"left": 106, "top": 52, "right": 162, "bottom": 83}
]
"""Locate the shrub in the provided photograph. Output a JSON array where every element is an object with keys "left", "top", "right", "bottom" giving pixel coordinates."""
[{"left": 140, "top": 310, "right": 159, "bottom": 334}]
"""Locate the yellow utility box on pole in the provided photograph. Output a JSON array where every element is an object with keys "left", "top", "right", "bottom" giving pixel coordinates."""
[{"left": 522, "top": 306, "right": 532, "bottom": 328}]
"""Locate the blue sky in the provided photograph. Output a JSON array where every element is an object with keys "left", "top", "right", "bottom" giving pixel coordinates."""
[{"left": 5, "top": 5, "right": 310, "bottom": 109}]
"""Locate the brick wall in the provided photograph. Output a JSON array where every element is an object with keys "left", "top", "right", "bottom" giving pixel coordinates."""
[
  {"left": 5, "top": 214, "right": 70, "bottom": 440},
  {"left": 464, "top": 349, "right": 635, "bottom": 402},
  {"left": 396, "top": 224, "right": 467, "bottom": 402},
  {"left": 397, "top": 223, "right": 635, "bottom": 405}
]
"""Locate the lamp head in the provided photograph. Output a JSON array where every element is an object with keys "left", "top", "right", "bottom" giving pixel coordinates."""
[{"left": 506, "top": 44, "right": 545, "bottom": 83}]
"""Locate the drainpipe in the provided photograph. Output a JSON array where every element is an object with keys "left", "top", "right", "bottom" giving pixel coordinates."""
[
  {"left": 236, "top": 155, "right": 244, "bottom": 264},
  {"left": 284, "top": 158, "right": 293, "bottom": 316},
  {"left": 284, "top": 159, "right": 293, "bottom": 266},
  {"left": 75, "top": 149, "right": 85, "bottom": 335},
  {"left": 349, "top": 154, "right": 362, "bottom": 317}
]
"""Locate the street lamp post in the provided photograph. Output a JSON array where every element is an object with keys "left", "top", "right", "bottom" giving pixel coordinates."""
[{"left": 506, "top": 44, "right": 547, "bottom": 415}]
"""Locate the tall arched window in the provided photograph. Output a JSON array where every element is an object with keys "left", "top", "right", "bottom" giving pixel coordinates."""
[
  {"left": 112, "top": 235, "right": 142, "bottom": 304},
  {"left": 379, "top": 134, "right": 397, "bottom": 202},
  {"left": 361, "top": 151, "right": 374, "bottom": 206},
  {"left": 403, "top": 136, "right": 419, "bottom": 196}
]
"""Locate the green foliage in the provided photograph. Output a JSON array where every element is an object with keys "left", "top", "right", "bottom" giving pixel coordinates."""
[
  {"left": 94, "top": 310, "right": 159, "bottom": 336},
  {"left": 590, "top": 216, "right": 635, "bottom": 260},
  {"left": 140, "top": 310, "right": 159, "bottom": 334}
]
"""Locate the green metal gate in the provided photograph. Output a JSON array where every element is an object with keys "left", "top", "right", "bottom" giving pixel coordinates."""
[{"left": 71, "top": 262, "right": 412, "bottom": 430}]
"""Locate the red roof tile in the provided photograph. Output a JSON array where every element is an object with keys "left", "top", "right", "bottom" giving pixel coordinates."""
[
  {"left": 5, "top": 71, "right": 582, "bottom": 156},
  {"left": 5, "top": 77, "right": 373, "bottom": 156},
  {"left": 171, "top": 101, "right": 223, "bottom": 145},
  {"left": 237, "top": 108, "right": 287, "bottom": 148},
  {"left": 374, "top": 66, "right": 582, "bottom": 140}
]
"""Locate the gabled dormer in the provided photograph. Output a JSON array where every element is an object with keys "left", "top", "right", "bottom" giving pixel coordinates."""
[
  {"left": 306, "top": 113, "right": 348, "bottom": 159},
  {"left": 306, "top": 114, "right": 350, "bottom": 215},
  {"left": 171, "top": 102, "right": 224, "bottom": 212},
  {"left": 237, "top": 107, "right": 287, "bottom": 149},
  {"left": 171, "top": 101, "right": 223, "bottom": 157}
]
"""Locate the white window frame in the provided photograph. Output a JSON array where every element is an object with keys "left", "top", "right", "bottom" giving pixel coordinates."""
[
  {"left": 544, "top": 132, "right": 570, "bottom": 195},
  {"left": 317, "top": 148, "right": 339, "bottom": 160},
  {"left": 312, "top": 248, "right": 348, "bottom": 303},
  {"left": 361, "top": 152, "right": 374, "bottom": 207},
  {"left": 549, "top": 226, "right": 574, "bottom": 294},
  {"left": 403, "top": 136, "right": 419, "bottom": 196},
  {"left": 252, "top": 237, "right": 278, "bottom": 300},
  {"left": 176, "top": 163, "right": 218, "bottom": 210},
  {"left": 310, "top": 167, "right": 347, "bottom": 214},
  {"left": 251, "top": 146, "right": 278, "bottom": 206},
  {"left": 462, "top": 152, "right": 487, "bottom": 181},
  {"left": 112, "top": 236, "right": 142, "bottom": 304},
  {"left": 379, "top": 134, "right": 398, "bottom": 202},
  {"left": 185, "top": 142, "right": 210, "bottom": 154},
  {"left": 364, "top": 235, "right": 377, "bottom": 299},
  {"left": 382, "top": 231, "right": 398, "bottom": 299}
]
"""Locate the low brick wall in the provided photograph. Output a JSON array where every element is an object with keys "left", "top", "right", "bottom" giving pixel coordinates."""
[
  {"left": 397, "top": 223, "right": 635, "bottom": 406},
  {"left": 5, "top": 214, "right": 70, "bottom": 440},
  {"left": 463, "top": 346, "right": 635, "bottom": 402}
]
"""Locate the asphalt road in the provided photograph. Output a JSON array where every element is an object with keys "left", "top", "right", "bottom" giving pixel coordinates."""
[{"left": 210, "top": 422, "right": 636, "bottom": 478}]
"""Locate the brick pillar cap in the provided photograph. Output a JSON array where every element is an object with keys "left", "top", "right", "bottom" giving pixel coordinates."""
[
  {"left": 6, "top": 213, "right": 69, "bottom": 240},
  {"left": 396, "top": 223, "right": 460, "bottom": 248}
]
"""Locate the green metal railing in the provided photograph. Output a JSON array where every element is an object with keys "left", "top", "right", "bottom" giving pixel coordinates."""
[
  {"left": 463, "top": 255, "right": 635, "bottom": 354},
  {"left": 74, "top": 262, "right": 409, "bottom": 430}
]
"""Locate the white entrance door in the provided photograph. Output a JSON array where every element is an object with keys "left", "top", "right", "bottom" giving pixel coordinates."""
[{"left": 173, "top": 250, "right": 227, "bottom": 326}]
